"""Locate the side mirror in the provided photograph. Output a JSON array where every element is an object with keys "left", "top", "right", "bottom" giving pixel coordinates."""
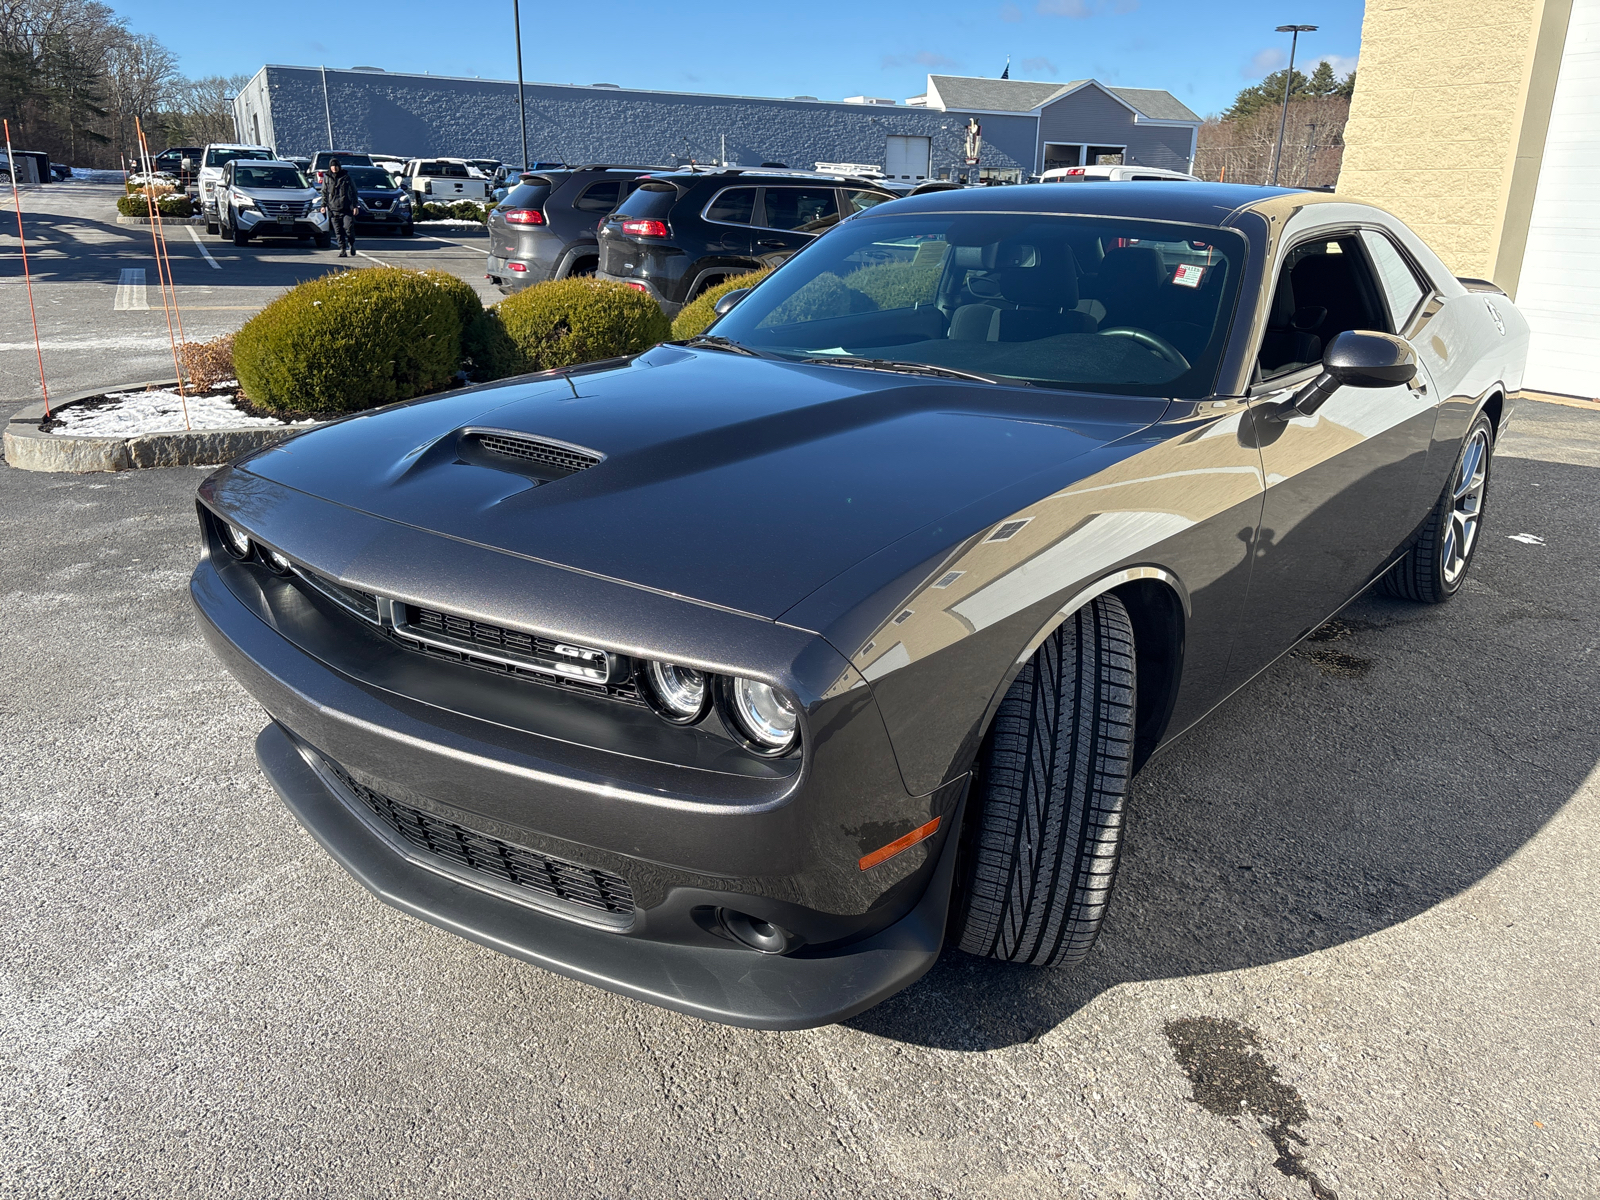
[
  {"left": 713, "top": 287, "right": 751, "bottom": 316},
  {"left": 1286, "top": 330, "right": 1418, "bottom": 418}
]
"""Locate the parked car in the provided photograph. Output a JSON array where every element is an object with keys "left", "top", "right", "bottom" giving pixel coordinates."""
[
  {"left": 189, "top": 183, "right": 1527, "bottom": 1028},
  {"left": 371, "top": 154, "right": 408, "bottom": 176},
  {"left": 287, "top": 155, "right": 313, "bottom": 173},
  {"left": 310, "top": 150, "right": 374, "bottom": 186},
  {"left": 467, "top": 158, "right": 501, "bottom": 178},
  {"left": 152, "top": 146, "right": 203, "bottom": 186},
  {"left": 486, "top": 166, "right": 651, "bottom": 292},
  {"left": 398, "top": 157, "right": 493, "bottom": 204},
  {"left": 198, "top": 143, "right": 276, "bottom": 232},
  {"left": 1039, "top": 164, "right": 1200, "bottom": 182},
  {"left": 50, "top": 162, "right": 71, "bottom": 181},
  {"left": 215, "top": 159, "right": 331, "bottom": 248},
  {"left": 596, "top": 168, "right": 897, "bottom": 314},
  {"left": 343, "top": 165, "right": 414, "bottom": 235}
]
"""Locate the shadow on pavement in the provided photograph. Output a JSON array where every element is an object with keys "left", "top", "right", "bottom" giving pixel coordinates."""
[{"left": 849, "top": 451, "right": 1600, "bottom": 1050}]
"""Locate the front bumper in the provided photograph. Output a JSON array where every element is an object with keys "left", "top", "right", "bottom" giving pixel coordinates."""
[
  {"left": 356, "top": 206, "right": 412, "bottom": 227},
  {"left": 189, "top": 479, "right": 961, "bottom": 1027},
  {"left": 238, "top": 208, "right": 330, "bottom": 234},
  {"left": 255, "top": 719, "right": 958, "bottom": 1028}
]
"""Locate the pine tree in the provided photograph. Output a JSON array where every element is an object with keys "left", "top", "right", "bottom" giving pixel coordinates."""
[
  {"left": 1223, "top": 68, "right": 1311, "bottom": 121},
  {"left": 1307, "top": 60, "right": 1339, "bottom": 97}
]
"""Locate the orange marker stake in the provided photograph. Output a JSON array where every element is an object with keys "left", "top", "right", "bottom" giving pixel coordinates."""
[
  {"left": 136, "top": 119, "right": 190, "bottom": 430},
  {"left": 5, "top": 119, "right": 51, "bottom": 419}
]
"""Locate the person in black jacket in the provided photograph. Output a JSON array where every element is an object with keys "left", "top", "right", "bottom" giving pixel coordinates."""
[{"left": 323, "top": 158, "right": 359, "bottom": 258}]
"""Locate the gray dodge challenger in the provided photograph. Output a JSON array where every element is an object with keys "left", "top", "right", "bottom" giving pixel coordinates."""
[{"left": 193, "top": 183, "right": 1528, "bottom": 1028}]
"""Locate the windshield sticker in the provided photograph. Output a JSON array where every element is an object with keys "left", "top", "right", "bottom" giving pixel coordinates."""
[{"left": 1173, "top": 263, "right": 1205, "bottom": 289}]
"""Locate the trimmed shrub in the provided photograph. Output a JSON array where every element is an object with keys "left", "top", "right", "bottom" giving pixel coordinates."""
[
  {"left": 233, "top": 267, "right": 462, "bottom": 414},
  {"left": 178, "top": 333, "right": 235, "bottom": 390},
  {"left": 116, "top": 193, "right": 192, "bottom": 218},
  {"left": 669, "top": 270, "right": 772, "bottom": 341},
  {"left": 418, "top": 268, "right": 483, "bottom": 332},
  {"left": 463, "top": 309, "right": 522, "bottom": 382},
  {"left": 495, "top": 278, "right": 671, "bottom": 373},
  {"left": 414, "top": 200, "right": 490, "bottom": 223}
]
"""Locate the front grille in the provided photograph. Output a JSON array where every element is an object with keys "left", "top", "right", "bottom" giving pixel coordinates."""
[
  {"left": 394, "top": 606, "right": 644, "bottom": 705},
  {"left": 471, "top": 432, "right": 603, "bottom": 475},
  {"left": 295, "top": 569, "right": 381, "bottom": 624},
  {"left": 262, "top": 199, "right": 310, "bottom": 217},
  {"left": 324, "top": 760, "right": 636, "bottom": 917}
]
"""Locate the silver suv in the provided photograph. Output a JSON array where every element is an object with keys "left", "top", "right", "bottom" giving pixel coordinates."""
[{"left": 215, "top": 160, "right": 331, "bottom": 247}]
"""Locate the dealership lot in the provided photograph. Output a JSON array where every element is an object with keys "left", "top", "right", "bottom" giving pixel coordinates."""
[
  {"left": 0, "top": 183, "right": 493, "bottom": 400},
  {"left": 3, "top": 184, "right": 1600, "bottom": 1200}
]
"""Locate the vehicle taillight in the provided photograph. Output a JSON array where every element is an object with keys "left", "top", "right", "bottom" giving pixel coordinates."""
[
  {"left": 624, "top": 282, "right": 649, "bottom": 293},
  {"left": 1066, "top": 167, "right": 1085, "bottom": 176},
  {"left": 508, "top": 262, "right": 527, "bottom": 272},
  {"left": 501, "top": 209, "right": 544, "bottom": 225},
  {"left": 621, "top": 218, "right": 668, "bottom": 238}
]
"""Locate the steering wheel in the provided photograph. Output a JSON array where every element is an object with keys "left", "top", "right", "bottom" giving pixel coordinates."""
[{"left": 1097, "top": 326, "right": 1190, "bottom": 371}]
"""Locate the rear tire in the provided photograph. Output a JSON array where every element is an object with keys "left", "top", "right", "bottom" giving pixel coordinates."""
[
  {"left": 400, "top": 223, "right": 414, "bottom": 237},
  {"left": 953, "top": 594, "right": 1136, "bottom": 967},
  {"left": 205, "top": 220, "right": 217, "bottom": 234},
  {"left": 1379, "top": 411, "right": 1495, "bottom": 604},
  {"left": 315, "top": 232, "right": 332, "bottom": 248}
]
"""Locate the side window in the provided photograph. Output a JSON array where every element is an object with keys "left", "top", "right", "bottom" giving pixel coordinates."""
[
  {"left": 1258, "top": 235, "right": 1388, "bottom": 381},
  {"left": 572, "top": 180, "right": 623, "bottom": 214},
  {"left": 704, "top": 187, "right": 756, "bottom": 225},
  {"left": 761, "top": 187, "right": 841, "bottom": 233},
  {"left": 1359, "top": 230, "right": 1428, "bottom": 332},
  {"left": 844, "top": 189, "right": 893, "bottom": 214}
]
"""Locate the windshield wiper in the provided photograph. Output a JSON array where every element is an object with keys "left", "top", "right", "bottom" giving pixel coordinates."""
[
  {"left": 683, "top": 334, "right": 762, "bottom": 357},
  {"left": 799, "top": 356, "right": 1024, "bottom": 386}
]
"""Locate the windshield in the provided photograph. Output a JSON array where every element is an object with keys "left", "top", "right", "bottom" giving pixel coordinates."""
[
  {"left": 708, "top": 212, "right": 1246, "bottom": 397},
  {"left": 344, "top": 167, "right": 397, "bottom": 188},
  {"left": 206, "top": 148, "right": 273, "bottom": 168},
  {"left": 234, "top": 165, "right": 309, "bottom": 189}
]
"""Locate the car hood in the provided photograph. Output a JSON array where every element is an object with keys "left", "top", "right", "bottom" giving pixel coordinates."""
[
  {"left": 238, "top": 186, "right": 316, "bottom": 201},
  {"left": 238, "top": 346, "right": 1164, "bottom": 620}
]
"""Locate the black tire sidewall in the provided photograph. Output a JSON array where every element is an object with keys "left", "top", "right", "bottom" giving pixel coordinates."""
[{"left": 1433, "top": 412, "right": 1496, "bottom": 599}]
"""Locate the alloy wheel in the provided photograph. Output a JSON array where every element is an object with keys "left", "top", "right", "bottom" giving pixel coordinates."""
[{"left": 1441, "top": 427, "right": 1490, "bottom": 584}]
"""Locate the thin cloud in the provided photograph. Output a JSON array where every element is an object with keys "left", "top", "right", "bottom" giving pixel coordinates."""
[
  {"left": 1038, "top": 0, "right": 1091, "bottom": 14},
  {"left": 1000, "top": 2, "right": 1023, "bottom": 20},
  {"left": 1243, "top": 47, "right": 1287, "bottom": 78},
  {"left": 1021, "top": 56, "right": 1059, "bottom": 75},
  {"left": 1316, "top": 53, "right": 1358, "bottom": 77},
  {"left": 881, "top": 50, "right": 959, "bottom": 69}
]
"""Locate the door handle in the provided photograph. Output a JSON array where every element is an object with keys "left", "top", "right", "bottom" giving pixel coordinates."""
[{"left": 756, "top": 239, "right": 786, "bottom": 248}]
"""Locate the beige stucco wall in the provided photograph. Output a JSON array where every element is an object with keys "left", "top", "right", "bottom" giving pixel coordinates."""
[{"left": 1337, "top": 0, "right": 1572, "bottom": 291}]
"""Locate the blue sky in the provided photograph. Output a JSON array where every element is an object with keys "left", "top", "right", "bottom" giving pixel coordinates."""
[{"left": 115, "top": 0, "right": 1365, "bottom": 119}]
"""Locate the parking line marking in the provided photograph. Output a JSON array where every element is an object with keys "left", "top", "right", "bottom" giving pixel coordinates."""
[
  {"left": 114, "top": 268, "right": 147, "bottom": 310},
  {"left": 186, "top": 225, "right": 222, "bottom": 269},
  {"left": 416, "top": 233, "right": 489, "bottom": 253},
  {"left": 353, "top": 250, "right": 391, "bottom": 267}
]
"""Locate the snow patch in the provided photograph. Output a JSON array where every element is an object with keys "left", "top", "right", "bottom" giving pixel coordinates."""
[{"left": 50, "top": 385, "right": 314, "bottom": 437}]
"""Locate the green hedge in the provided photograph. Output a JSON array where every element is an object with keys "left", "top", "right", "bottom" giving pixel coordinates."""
[
  {"left": 491, "top": 278, "right": 670, "bottom": 375},
  {"left": 233, "top": 267, "right": 463, "bottom": 414},
  {"left": 669, "top": 270, "right": 772, "bottom": 340},
  {"left": 116, "top": 193, "right": 193, "bottom": 218},
  {"left": 415, "top": 200, "right": 491, "bottom": 223}
]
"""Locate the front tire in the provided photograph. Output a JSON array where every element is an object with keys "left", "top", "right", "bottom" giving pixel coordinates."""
[
  {"left": 1380, "top": 412, "right": 1495, "bottom": 604},
  {"left": 231, "top": 209, "right": 249, "bottom": 246},
  {"left": 953, "top": 594, "right": 1136, "bottom": 967}
]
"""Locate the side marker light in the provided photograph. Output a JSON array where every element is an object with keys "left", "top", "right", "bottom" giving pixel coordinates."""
[{"left": 858, "top": 816, "right": 942, "bottom": 871}]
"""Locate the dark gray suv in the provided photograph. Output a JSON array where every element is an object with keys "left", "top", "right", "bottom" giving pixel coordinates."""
[{"left": 485, "top": 166, "right": 652, "bottom": 293}]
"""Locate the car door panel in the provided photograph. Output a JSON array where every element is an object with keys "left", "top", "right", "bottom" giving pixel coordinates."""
[{"left": 1230, "top": 228, "right": 1439, "bottom": 681}]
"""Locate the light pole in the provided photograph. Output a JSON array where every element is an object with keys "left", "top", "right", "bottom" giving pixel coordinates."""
[
  {"left": 1270, "top": 24, "right": 1317, "bottom": 186},
  {"left": 513, "top": 0, "right": 529, "bottom": 173}
]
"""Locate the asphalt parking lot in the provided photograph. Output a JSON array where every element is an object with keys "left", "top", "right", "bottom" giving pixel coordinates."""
[
  {"left": 3, "top": 185, "right": 1599, "bottom": 1199},
  {"left": 0, "top": 181, "right": 495, "bottom": 401}
]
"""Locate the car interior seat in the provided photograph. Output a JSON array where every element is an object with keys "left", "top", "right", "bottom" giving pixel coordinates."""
[
  {"left": 949, "top": 245, "right": 1095, "bottom": 342},
  {"left": 1257, "top": 270, "right": 1324, "bottom": 376},
  {"left": 1093, "top": 246, "right": 1167, "bottom": 330}
]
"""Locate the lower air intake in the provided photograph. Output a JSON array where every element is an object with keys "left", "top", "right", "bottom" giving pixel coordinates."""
[{"left": 323, "top": 759, "right": 636, "bottom": 918}]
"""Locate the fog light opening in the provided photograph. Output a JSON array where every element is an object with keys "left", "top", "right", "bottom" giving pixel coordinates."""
[{"left": 717, "top": 908, "right": 796, "bottom": 955}]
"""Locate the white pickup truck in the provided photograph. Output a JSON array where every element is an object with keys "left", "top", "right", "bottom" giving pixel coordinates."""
[
  {"left": 398, "top": 158, "right": 493, "bottom": 205},
  {"left": 198, "top": 143, "right": 276, "bottom": 232}
]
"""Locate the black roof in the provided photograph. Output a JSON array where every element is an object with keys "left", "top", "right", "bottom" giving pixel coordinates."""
[{"left": 875, "top": 181, "right": 1309, "bottom": 227}]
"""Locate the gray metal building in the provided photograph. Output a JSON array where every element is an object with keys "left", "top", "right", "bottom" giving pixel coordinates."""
[{"left": 232, "top": 66, "right": 1200, "bottom": 181}]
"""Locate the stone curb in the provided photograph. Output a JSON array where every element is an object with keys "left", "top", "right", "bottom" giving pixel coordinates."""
[
  {"left": 4, "top": 381, "right": 320, "bottom": 473},
  {"left": 115, "top": 214, "right": 205, "bottom": 226}
]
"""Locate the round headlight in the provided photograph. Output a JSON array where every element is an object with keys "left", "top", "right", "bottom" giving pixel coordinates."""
[
  {"left": 259, "top": 545, "right": 292, "bottom": 574},
  {"left": 641, "top": 660, "right": 709, "bottom": 723},
  {"left": 725, "top": 676, "right": 800, "bottom": 754},
  {"left": 219, "top": 520, "right": 252, "bottom": 559}
]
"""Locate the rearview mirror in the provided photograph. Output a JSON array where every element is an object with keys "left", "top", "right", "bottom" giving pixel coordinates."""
[
  {"left": 713, "top": 288, "right": 751, "bottom": 316},
  {"left": 1286, "top": 330, "right": 1418, "bottom": 418}
]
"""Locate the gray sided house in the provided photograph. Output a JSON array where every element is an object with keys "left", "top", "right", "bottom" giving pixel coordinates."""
[{"left": 233, "top": 67, "right": 1198, "bottom": 182}]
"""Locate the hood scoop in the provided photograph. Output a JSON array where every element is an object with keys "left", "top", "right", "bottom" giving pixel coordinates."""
[{"left": 458, "top": 428, "right": 605, "bottom": 482}]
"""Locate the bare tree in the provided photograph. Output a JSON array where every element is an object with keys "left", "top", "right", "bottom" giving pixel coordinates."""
[{"left": 1193, "top": 96, "right": 1349, "bottom": 188}]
